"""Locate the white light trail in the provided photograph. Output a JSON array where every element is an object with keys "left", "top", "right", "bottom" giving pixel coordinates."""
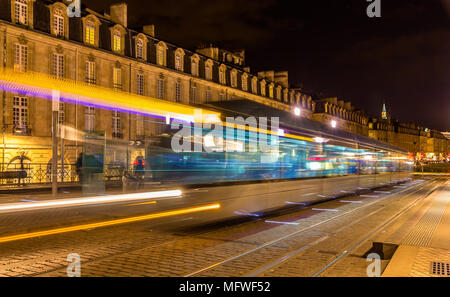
[{"left": 0, "top": 190, "right": 183, "bottom": 213}]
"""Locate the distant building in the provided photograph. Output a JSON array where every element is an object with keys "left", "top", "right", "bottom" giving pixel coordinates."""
[
  {"left": 368, "top": 105, "right": 449, "bottom": 161},
  {"left": 313, "top": 98, "right": 369, "bottom": 136}
]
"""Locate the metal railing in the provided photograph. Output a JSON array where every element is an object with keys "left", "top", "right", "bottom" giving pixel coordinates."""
[{"left": 0, "top": 163, "right": 128, "bottom": 186}]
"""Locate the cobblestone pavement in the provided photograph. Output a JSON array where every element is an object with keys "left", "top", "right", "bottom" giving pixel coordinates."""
[{"left": 0, "top": 178, "right": 445, "bottom": 277}]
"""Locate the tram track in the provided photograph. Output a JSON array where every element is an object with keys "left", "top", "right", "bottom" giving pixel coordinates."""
[
  {"left": 1, "top": 178, "right": 437, "bottom": 277},
  {"left": 184, "top": 178, "right": 439, "bottom": 277}
]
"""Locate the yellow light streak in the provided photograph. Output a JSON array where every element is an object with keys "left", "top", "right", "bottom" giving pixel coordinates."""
[
  {"left": 0, "top": 69, "right": 220, "bottom": 123},
  {"left": 0, "top": 203, "right": 221, "bottom": 244},
  {"left": 127, "top": 201, "right": 158, "bottom": 207},
  {"left": 0, "top": 69, "right": 314, "bottom": 142}
]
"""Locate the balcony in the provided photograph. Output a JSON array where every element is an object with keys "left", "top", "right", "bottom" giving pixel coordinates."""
[{"left": 12, "top": 125, "right": 31, "bottom": 136}]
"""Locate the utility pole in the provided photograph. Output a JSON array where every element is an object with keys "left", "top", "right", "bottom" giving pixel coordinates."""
[{"left": 52, "top": 90, "right": 60, "bottom": 197}]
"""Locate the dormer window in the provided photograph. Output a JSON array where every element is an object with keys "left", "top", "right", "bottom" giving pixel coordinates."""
[
  {"left": 15, "top": 0, "right": 28, "bottom": 25},
  {"left": 269, "top": 84, "right": 274, "bottom": 98},
  {"left": 190, "top": 54, "right": 200, "bottom": 76},
  {"left": 276, "top": 86, "right": 281, "bottom": 100},
  {"left": 83, "top": 15, "right": 100, "bottom": 47},
  {"left": 251, "top": 77, "right": 258, "bottom": 94},
  {"left": 230, "top": 70, "right": 237, "bottom": 88},
  {"left": 174, "top": 48, "right": 185, "bottom": 71},
  {"left": 261, "top": 80, "right": 266, "bottom": 97},
  {"left": 136, "top": 39, "right": 144, "bottom": 59},
  {"left": 219, "top": 65, "right": 226, "bottom": 85},
  {"left": 134, "top": 34, "right": 148, "bottom": 61},
  {"left": 85, "top": 21, "right": 95, "bottom": 45},
  {"left": 53, "top": 8, "right": 64, "bottom": 36},
  {"left": 205, "top": 60, "right": 213, "bottom": 80},
  {"left": 242, "top": 73, "right": 248, "bottom": 91},
  {"left": 110, "top": 25, "right": 126, "bottom": 55},
  {"left": 156, "top": 42, "right": 167, "bottom": 66},
  {"left": 113, "top": 31, "right": 121, "bottom": 53}
]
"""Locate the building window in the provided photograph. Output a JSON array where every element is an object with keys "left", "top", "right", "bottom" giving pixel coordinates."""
[
  {"left": 136, "top": 39, "right": 144, "bottom": 60},
  {"left": 261, "top": 82, "right": 266, "bottom": 96},
  {"left": 136, "top": 115, "right": 144, "bottom": 138},
  {"left": 84, "top": 107, "right": 95, "bottom": 132},
  {"left": 242, "top": 75, "right": 248, "bottom": 91},
  {"left": 52, "top": 53, "right": 64, "bottom": 78},
  {"left": 206, "top": 89, "right": 211, "bottom": 103},
  {"left": 13, "top": 96, "right": 28, "bottom": 134},
  {"left": 252, "top": 78, "right": 257, "bottom": 94},
  {"left": 113, "top": 31, "right": 121, "bottom": 53},
  {"left": 85, "top": 21, "right": 95, "bottom": 45},
  {"left": 53, "top": 8, "right": 64, "bottom": 37},
  {"left": 191, "top": 86, "right": 196, "bottom": 104},
  {"left": 58, "top": 103, "right": 65, "bottom": 125},
  {"left": 191, "top": 59, "right": 198, "bottom": 76},
  {"left": 15, "top": 0, "right": 28, "bottom": 25},
  {"left": 219, "top": 67, "right": 226, "bottom": 85},
  {"left": 156, "top": 43, "right": 167, "bottom": 66},
  {"left": 175, "top": 53, "right": 182, "bottom": 71},
  {"left": 14, "top": 44, "right": 27, "bottom": 72},
  {"left": 113, "top": 67, "right": 122, "bottom": 90},
  {"left": 137, "top": 73, "right": 144, "bottom": 95},
  {"left": 85, "top": 61, "right": 96, "bottom": 84},
  {"left": 205, "top": 63, "right": 212, "bottom": 80},
  {"left": 231, "top": 71, "right": 237, "bottom": 88},
  {"left": 112, "top": 111, "right": 121, "bottom": 138},
  {"left": 157, "top": 78, "right": 164, "bottom": 99},
  {"left": 175, "top": 80, "right": 181, "bottom": 103}
]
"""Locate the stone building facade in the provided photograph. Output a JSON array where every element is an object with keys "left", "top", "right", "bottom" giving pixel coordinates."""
[
  {"left": 0, "top": 0, "right": 448, "bottom": 184},
  {"left": 313, "top": 98, "right": 369, "bottom": 136},
  {"left": 0, "top": 0, "right": 316, "bottom": 179},
  {"left": 368, "top": 107, "right": 449, "bottom": 161}
]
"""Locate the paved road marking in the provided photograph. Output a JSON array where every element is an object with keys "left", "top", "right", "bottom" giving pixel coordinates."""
[
  {"left": 360, "top": 195, "right": 380, "bottom": 198},
  {"left": 285, "top": 201, "right": 308, "bottom": 206},
  {"left": 265, "top": 221, "right": 300, "bottom": 226},
  {"left": 312, "top": 208, "right": 339, "bottom": 212},
  {"left": 340, "top": 200, "right": 363, "bottom": 204}
]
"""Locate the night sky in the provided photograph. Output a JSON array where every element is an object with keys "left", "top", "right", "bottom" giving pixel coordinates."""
[{"left": 88, "top": 0, "right": 450, "bottom": 131}]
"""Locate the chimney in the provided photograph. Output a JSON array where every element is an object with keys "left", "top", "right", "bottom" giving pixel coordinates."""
[
  {"left": 110, "top": 3, "right": 128, "bottom": 27},
  {"left": 143, "top": 25, "right": 156, "bottom": 37}
]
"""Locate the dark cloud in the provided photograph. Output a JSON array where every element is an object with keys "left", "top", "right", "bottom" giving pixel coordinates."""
[{"left": 87, "top": 0, "right": 450, "bottom": 131}]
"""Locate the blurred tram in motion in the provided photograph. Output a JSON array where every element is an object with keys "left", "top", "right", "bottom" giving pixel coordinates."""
[
  {"left": 144, "top": 120, "right": 413, "bottom": 186},
  {"left": 132, "top": 116, "right": 414, "bottom": 224}
]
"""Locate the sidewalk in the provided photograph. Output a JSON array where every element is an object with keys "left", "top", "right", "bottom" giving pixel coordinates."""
[{"left": 383, "top": 180, "right": 450, "bottom": 277}]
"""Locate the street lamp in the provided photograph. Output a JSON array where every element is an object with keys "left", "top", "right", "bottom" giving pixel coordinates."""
[
  {"left": 294, "top": 107, "right": 301, "bottom": 117},
  {"left": 331, "top": 120, "right": 337, "bottom": 128}
]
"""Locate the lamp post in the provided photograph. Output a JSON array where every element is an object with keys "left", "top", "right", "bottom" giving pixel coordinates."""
[{"left": 52, "top": 90, "right": 60, "bottom": 197}]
